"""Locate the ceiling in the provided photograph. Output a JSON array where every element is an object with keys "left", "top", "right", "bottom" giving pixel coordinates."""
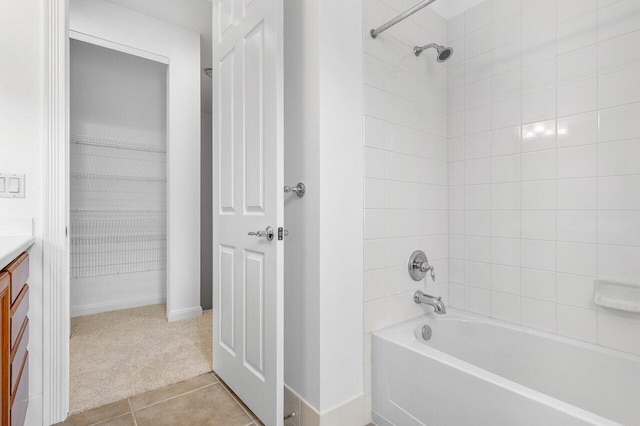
[{"left": 107, "top": 0, "right": 213, "bottom": 114}]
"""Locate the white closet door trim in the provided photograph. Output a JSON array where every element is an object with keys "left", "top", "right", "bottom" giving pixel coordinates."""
[
  {"left": 69, "top": 30, "right": 169, "bottom": 64},
  {"left": 43, "top": 0, "right": 70, "bottom": 423}
]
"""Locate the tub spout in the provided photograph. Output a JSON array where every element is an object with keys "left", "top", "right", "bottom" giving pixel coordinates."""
[{"left": 414, "top": 291, "right": 446, "bottom": 314}]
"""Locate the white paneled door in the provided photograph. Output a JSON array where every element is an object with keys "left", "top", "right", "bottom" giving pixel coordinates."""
[{"left": 212, "top": 0, "right": 284, "bottom": 425}]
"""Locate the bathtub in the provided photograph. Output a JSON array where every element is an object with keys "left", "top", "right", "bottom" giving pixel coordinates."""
[{"left": 372, "top": 309, "right": 640, "bottom": 426}]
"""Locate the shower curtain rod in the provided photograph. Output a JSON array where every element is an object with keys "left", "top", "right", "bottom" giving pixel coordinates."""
[{"left": 370, "top": 0, "right": 438, "bottom": 39}]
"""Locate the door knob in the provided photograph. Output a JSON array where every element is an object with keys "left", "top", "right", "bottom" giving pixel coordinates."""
[{"left": 248, "top": 226, "right": 275, "bottom": 241}]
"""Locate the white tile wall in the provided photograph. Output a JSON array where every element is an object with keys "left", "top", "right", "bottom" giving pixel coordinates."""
[
  {"left": 362, "top": 0, "right": 640, "bottom": 422},
  {"left": 447, "top": 0, "right": 640, "bottom": 357},
  {"left": 363, "top": 0, "right": 449, "bottom": 423}
]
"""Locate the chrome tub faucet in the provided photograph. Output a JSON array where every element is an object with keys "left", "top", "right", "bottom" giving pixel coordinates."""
[{"left": 414, "top": 291, "right": 446, "bottom": 314}]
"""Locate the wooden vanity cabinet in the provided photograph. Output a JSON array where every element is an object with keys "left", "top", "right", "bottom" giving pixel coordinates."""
[
  {"left": 1, "top": 272, "right": 10, "bottom": 426},
  {"left": 1, "top": 254, "right": 29, "bottom": 426}
]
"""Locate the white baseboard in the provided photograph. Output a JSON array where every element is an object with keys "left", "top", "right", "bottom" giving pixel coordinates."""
[
  {"left": 70, "top": 270, "right": 166, "bottom": 317},
  {"left": 285, "top": 384, "right": 366, "bottom": 426},
  {"left": 25, "top": 395, "right": 43, "bottom": 426},
  {"left": 167, "top": 306, "right": 203, "bottom": 322},
  {"left": 71, "top": 295, "right": 165, "bottom": 317}
]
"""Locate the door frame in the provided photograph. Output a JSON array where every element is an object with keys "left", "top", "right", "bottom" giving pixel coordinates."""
[
  {"left": 42, "top": 1, "right": 202, "bottom": 423},
  {"left": 42, "top": 1, "right": 70, "bottom": 423}
]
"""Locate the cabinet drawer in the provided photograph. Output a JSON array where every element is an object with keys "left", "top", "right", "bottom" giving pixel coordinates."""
[
  {"left": 10, "top": 285, "right": 28, "bottom": 349},
  {"left": 5, "top": 252, "right": 28, "bottom": 305},
  {"left": 0, "top": 271, "right": 8, "bottom": 293},
  {"left": 11, "top": 318, "right": 28, "bottom": 392},
  {"left": 11, "top": 352, "right": 28, "bottom": 426}
]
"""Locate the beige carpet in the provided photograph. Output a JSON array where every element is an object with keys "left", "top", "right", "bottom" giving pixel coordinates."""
[{"left": 70, "top": 304, "right": 212, "bottom": 414}]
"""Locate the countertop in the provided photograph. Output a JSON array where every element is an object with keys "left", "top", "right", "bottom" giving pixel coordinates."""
[{"left": 0, "top": 236, "right": 35, "bottom": 271}]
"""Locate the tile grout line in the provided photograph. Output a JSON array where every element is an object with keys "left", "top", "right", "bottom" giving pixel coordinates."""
[
  {"left": 554, "top": 0, "right": 560, "bottom": 334},
  {"left": 595, "top": 0, "right": 600, "bottom": 347},
  {"left": 462, "top": 11, "right": 467, "bottom": 312},
  {"left": 130, "top": 382, "right": 217, "bottom": 412},
  {"left": 89, "top": 412, "right": 132, "bottom": 426},
  {"left": 216, "top": 377, "right": 260, "bottom": 424},
  {"left": 128, "top": 399, "right": 139, "bottom": 426},
  {"left": 86, "top": 400, "right": 135, "bottom": 426},
  {"left": 221, "top": 382, "right": 253, "bottom": 417}
]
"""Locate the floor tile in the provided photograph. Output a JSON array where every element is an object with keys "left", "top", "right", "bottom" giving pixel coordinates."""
[
  {"left": 215, "top": 375, "right": 263, "bottom": 425},
  {"left": 129, "top": 373, "right": 216, "bottom": 410},
  {"left": 133, "top": 384, "right": 252, "bottom": 426},
  {"left": 94, "top": 414, "right": 136, "bottom": 426},
  {"left": 55, "top": 399, "right": 131, "bottom": 426}
]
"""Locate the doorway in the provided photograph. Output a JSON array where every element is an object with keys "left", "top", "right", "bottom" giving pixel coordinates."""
[
  {"left": 67, "top": 38, "right": 212, "bottom": 413},
  {"left": 43, "top": 0, "right": 286, "bottom": 423},
  {"left": 65, "top": 0, "right": 209, "bottom": 415},
  {"left": 69, "top": 40, "right": 168, "bottom": 317}
]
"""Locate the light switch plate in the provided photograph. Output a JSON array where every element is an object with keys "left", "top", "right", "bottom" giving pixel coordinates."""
[{"left": 0, "top": 173, "right": 25, "bottom": 198}]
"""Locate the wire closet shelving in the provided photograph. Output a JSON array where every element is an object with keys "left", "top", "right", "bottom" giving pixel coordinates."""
[{"left": 70, "top": 135, "right": 167, "bottom": 279}]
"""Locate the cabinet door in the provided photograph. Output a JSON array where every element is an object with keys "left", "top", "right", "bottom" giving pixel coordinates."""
[{"left": 0, "top": 271, "right": 10, "bottom": 426}]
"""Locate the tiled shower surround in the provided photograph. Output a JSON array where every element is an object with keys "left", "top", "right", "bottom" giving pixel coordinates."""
[
  {"left": 448, "top": 0, "right": 640, "bottom": 357},
  {"left": 363, "top": 0, "right": 449, "bottom": 422},
  {"left": 363, "top": 0, "right": 640, "bottom": 422}
]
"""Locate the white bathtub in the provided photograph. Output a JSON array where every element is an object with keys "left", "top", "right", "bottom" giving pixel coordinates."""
[{"left": 372, "top": 309, "right": 640, "bottom": 426}]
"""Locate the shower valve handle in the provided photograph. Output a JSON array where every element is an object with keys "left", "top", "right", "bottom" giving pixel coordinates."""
[
  {"left": 409, "top": 250, "right": 436, "bottom": 282},
  {"left": 419, "top": 262, "right": 436, "bottom": 281}
]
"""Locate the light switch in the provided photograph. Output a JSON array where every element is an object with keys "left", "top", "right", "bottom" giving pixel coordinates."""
[
  {"left": 0, "top": 173, "right": 25, "bottom": 198},
  {"left": 8, "top": 177, "right": 20, "bottom": 193}
]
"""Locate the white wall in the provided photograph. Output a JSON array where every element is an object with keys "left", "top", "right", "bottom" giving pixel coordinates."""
[
  {"left": 447, "top": 0, "right": 640, "bottom": 357},
  {"left": 69, "top": 39, "right": 168, "bottom": 316},
  {"left": 362, "top": 0, "right": 450, "bottom": 422},
  {"left": 284, "top": 0, "right": 364, "bottom": 419},
  {"left": 70, "top": 40, "right": 167, "bottom": 146},
  {"left": 319, "top": 0, "right": 364, "bottom": 412},
  {"left": 317, "top": 0, "right": 364, "bottom": 415},
  {"left": 284, "top": 0, "right": 322, "bottom": 408},
  {"left": 0, "top": 1, "right": 45, "bottom": 422},
  {"left": 70, "top": 0, "right": 202, "bottom": 321}
]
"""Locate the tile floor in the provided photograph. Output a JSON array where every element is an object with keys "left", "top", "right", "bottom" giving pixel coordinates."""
[{"left": 57, "top": 373, "right": 264, "bottom": 426}]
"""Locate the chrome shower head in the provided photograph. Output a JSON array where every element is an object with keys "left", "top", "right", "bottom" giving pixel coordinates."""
[{"left": 414, "top": 43, "right": 454, "bottom": 62}]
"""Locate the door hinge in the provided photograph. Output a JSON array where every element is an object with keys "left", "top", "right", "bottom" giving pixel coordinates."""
[{"left": 278, "top": 227, "right": 289, "bottom": 240}]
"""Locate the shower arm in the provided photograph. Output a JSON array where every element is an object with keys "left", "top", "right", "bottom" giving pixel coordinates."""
[
  {"left": 414, "top": 43, "right": 439, "bottom": 56},
  {"left": 370, "top": 0, "right": 438, "bottom": 39}
]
